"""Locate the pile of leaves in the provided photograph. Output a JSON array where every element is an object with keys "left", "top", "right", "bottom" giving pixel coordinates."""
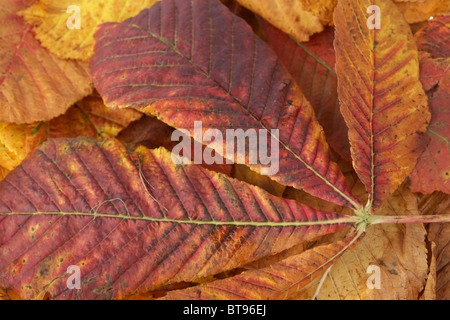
[{"left": 0, "top": 0, "right": 448, "bottom": 300}]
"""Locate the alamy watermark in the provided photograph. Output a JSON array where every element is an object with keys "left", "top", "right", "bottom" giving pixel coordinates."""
[
  {"left": 366, "top": 5, "right": 381, "bottom": 30},
  {"left": 66, "top": 5, "right": 81, "bottom": 29},
  {"left": 171, "top": 121, "right": 280, "bottom": 176},
  {"left": 366, "top": 265, "right": 381, "bottom": 289},
  {"left": 66, "top": 265, "right": 81, "bottom": 290}
]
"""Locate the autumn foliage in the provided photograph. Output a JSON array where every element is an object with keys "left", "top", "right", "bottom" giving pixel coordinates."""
[{"left": 0, "top": 0, "right": 449, "bottom": 300}]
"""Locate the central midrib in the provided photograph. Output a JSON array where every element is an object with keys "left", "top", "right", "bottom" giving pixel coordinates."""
[{"left": 1, "top": 211, "right": 357, "bottom": 227}]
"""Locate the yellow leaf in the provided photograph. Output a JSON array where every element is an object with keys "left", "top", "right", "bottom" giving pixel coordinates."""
[
  {"left": 236, "top": 0, "right": 337, "bottom": 42},
  {"left": 232, "top": 164, "right": 286, "bottom": 197},
  {"left": 19, "top": 0, "right": 161, "bottom": 61},
  {"left": 0, "top": 122, "right": 49, "bottom": 172}
]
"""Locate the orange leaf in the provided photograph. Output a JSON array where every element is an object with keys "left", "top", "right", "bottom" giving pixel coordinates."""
[
  {"left": 0, "top": 0, "right": 92, "bottom": 123},
  {"left": 161, "top": 231, "right": 363, "bottom": 300},
  {"left": 49, "top": 93, "right": 142, "bottom": 139},
  {"left": 334, "top": 0, "right": 430, "bottom": 208},
  {"left": 0, "top": 93, "right": 141, "bottom": 180}
]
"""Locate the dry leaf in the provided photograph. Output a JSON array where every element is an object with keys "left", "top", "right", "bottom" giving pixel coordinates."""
[
  {"left": 334, "top": 0, "right": 430, "bottom": 207},
  {"left": 19, "top": 0, "right": 161, "bottom": 60},
  {"left": 427, "top": 199, "right": 450, "bottom": 299},
  {"left": 0, "top": 0, "right": 448, "bottom": 301},
  {"left": 90, "top": 0, "right": 360, "bottom": 209},
  {"left": 0, "top": 93, "right": 141, "bottom": 179},
  {"left": 236, "top": 0, "right": 337, "bottom": 42},
  {"left": 0, "top": 0, "right": 92, "bottom": 123},
  {"left": 395, "top": 0, "right": 450, "bottom": 24}
]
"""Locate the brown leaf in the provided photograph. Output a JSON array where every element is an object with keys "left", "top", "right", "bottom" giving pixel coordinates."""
[
  {"left": 410, "top": 53, "right": 449, "bottom": 194},
  {"left": 420, "top": 241, "right": 436, "bottom": 300},
  {"left": 292, "top": 184, "right": 428, "bottom": 300},
  {"left": 426, "top": 198, "right": 450, "bottom": 299}
]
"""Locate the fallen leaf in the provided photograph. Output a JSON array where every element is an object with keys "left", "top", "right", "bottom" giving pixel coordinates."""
[
  {"left": 49, "top": 93, "right": 143, "bottom": 139},
  {"left": 260, "top": 23, "right": 351, "bottom": 160},
  {"left": 0, "top": 93, "right": 141, "bottom": 179},
  {"left": 117, "top": 115, "right": 175, "bottom": 150},
  {"left": 414, "top": 15, "right": 450, "bottom": 59},
  {"left": 420, "top": 241, "right": 436, "bottom": 300},
  {"left": 395, "top": 0, "right": 450, "bottom": 24},
  {"left": 292, "top": 184, "right": 428, "bottom": 300},
  {"left": 0, "top": 138, "right": 352, "bottom": 299},
  {"left": 0, "top": 122, "right": 48, "bottom": 172},
  {"left": 117, "top": 115, "right": 233, "bottom": 176},
  {"left": 232, "top": 164, "right": 286, "bottom": 197},
  {"left": 235, "top": 0, "right": 337, "bottom": 42},
  {"left": 426, "top": 198, "right": 450, "bottom": 299},
  {"left": 409, "top": 54, "right": 449, "bottom": 194},
  {"left": 161, "top": 231, "right": 363, "bottom": 299},
  {"left": 334, "top": 0, "right": 430, "bottom": 208},
  {"left": 90, "top": 0, "right": 361, "bottom": 209},
  {"left": 19, "top": 0, "right": 161, "bottom": 60},
  {"left": 0, "top": 0, "right": 92, "bottom": 123},
  {"left": 0, "top": 287, "right": 21, "bottom": 300}
]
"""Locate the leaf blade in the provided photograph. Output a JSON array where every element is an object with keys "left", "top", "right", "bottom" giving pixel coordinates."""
[
  {"left": 334, "top": 0, "right": 430, "bottom": 207},
  {"left": 260, "top": 23, "right": 351, "bottom": 160},
  {"left": 0, "top": 138, "right": 353, "bottom": 299},
  {"left": 0, "top": 0, "right": 92, "bottom": 123},
  {"left": 90, "top": 0, "right": 361, "bottom": 209},
  {"left": 161, "top": 231, "right": 364, "bottom": 300}
]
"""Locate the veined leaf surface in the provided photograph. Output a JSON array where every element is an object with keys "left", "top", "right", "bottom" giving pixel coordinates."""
[
  {"left": 260, "top": 23, "right": 351, "bottom": 160},
  {"left": 409, "top": 16, "right": 449, "bottom": 194},
  {"left": 414, "top": 15, "right": 450, "bottom": 59},
  {"left": 410, "top": 54, "right": 449, "bottom": 194},
  {"left": 90, "top": 0, "right": 361, "bottom": 209},
  {"left": 0, "top": 93, "right": 141, "bottom": 180},
  {"left": 235, "top": 0, "right": 336, "bottom": 42},
  {"left": 0, "top": 0, "right": 92, "bottom": 124},
  {"left": 19, "top": 0, "right": 161, "bottom": 61},
  {"left": 334, "top": 0, "right": 430, "bottom": 208},
  {"left": 162, "top": 231, "right": 363, "bottom": 300},
  {"left": 0, "top": 138, "right": 352, "bottom": 299}
]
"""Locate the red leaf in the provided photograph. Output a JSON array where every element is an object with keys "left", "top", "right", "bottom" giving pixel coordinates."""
[
  {"left": 410, "top": 54, "right": 449, "bottom": 194},
  {"left": 90, "top": 0, "right": 361, "bottom": 209},
  {"left": 415, "top": 15, "right": 450, "bottom": 59},
  {"left": 260, "top": 22, "right": 351, "bottom": 161},
  {"left": 0, "top": 138, "right": 352, "bottom": 299}
]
